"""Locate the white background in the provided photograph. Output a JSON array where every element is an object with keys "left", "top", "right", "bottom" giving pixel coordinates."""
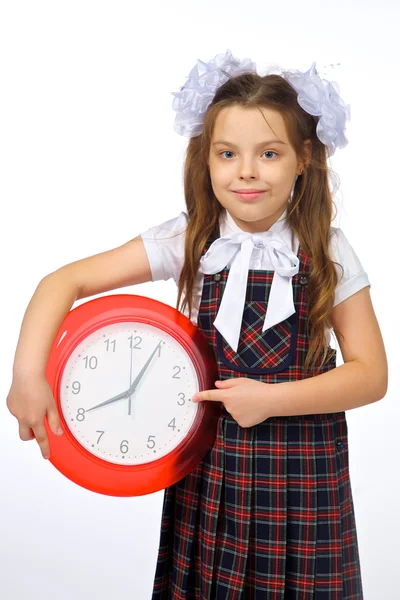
[{"left": 1, "top": 1, "right": 399, "bottom": 598}]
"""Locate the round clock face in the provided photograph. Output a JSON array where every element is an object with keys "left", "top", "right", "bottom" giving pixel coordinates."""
[{"left": 59, "top": 321, "right": 200, "bottom": 466}]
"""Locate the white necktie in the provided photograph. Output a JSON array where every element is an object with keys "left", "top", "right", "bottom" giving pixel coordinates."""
[{"left": 199, "top": 230, "right": 300, "bottom": 353}]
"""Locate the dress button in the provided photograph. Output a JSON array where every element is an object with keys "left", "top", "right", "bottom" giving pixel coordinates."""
[
  {"left": 337, "top": 440, "right": 345, "bottom": 451},
  {"left": 299, "top": 276, "right": 308, "bottom": 285},
  {"left": 213, "top": 273, "right": 222, "bottom": 282}
]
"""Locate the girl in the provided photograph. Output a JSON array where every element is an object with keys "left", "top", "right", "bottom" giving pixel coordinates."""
[{"left": 7, "top": 50, "right": 387, "bottom": 599}]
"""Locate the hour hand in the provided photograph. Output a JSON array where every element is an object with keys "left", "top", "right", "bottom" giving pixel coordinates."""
[{"left": 86, "top": 389, "right": 129, "bottom": 413}]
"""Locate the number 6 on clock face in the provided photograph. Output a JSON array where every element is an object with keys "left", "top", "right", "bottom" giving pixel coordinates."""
[{"left": 45, "top": 294, "right": 220, "bottom": 497}]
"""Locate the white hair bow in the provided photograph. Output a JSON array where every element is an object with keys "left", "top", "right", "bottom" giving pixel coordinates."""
[{"left": 172, "top": 49, "right": 350, "bottom": 157}]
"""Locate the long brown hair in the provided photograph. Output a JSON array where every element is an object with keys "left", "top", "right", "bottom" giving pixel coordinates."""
[{"left": 175, "top": 71, "right": 344, "bottom": 376}]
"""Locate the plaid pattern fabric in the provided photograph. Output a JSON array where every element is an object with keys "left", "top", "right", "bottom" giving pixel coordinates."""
[{"left": 151, "top": 223, "right": 364, "bottom": 599}]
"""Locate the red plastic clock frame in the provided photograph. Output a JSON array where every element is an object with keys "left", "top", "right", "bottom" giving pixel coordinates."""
[{"left": 45, "top": 294, "right": 221, "bottom": 497}]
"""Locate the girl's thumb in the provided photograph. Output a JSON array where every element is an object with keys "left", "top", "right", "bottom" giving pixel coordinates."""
[{"left": 47, "top": 404, "right": 64, "bottom": 436}]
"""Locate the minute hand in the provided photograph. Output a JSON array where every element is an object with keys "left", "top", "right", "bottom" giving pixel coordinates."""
[
  {"left": 125, "top": 340, "right": 162, "bottom": 397},
  {"left": 86, "top": 340, "right": 162, "bottom": 413}
]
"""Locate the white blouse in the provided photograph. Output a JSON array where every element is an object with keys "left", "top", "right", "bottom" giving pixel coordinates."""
[{"left": 139, "top": 208, "right": 371, "bottom": 346}]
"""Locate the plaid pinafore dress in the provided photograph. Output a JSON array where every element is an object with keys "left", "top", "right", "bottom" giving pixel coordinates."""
[{"left": 151, "top": 221, "right": 364, "bottom": 599}]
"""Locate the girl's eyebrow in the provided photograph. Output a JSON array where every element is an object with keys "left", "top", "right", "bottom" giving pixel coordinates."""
[{"left": 212, "top": 139, "right": 287, "bottom": 147}]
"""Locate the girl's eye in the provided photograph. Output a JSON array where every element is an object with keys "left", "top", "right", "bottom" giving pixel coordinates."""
[
  {"left": 262, "top": 151, "right": 278, "bottom": 159},
  {"left": 219, "top": 150, "right": 278, "bottom": 159}
]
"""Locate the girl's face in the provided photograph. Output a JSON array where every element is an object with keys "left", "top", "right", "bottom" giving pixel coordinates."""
[{"left": 208, "top": 105, "right": 307, "bottom": 233}]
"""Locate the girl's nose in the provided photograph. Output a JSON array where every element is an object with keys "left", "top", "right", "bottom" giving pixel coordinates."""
[{"left": 238, "top": 163, "right": 259, "bottom": 179}]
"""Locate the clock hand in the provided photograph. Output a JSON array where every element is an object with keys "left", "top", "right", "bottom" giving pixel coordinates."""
[
  {"left": 85, "top": 340, "right": 162, "bottom": 413},
  {"left": 85, "top": 389, "right": 129, "bottom": 413},
  {"left": 128, "top": 336, "right": 134, "bottom": 416},
  {"left": 125, "top": 340, "right": 162, "bottom": 398}
]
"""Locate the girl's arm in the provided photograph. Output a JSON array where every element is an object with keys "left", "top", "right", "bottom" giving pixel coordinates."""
[
  {"left": 7, "top": 235, "right": 152, "bottom": 459},
  {"left": 269, "top": 286, "right": 388, "bottom": 417}
]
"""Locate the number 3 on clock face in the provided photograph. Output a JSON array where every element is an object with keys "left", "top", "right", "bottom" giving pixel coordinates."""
[
  {"left": 45, "top": 294, "right": 220, "bottom": 497},
  {"left": 61, "top": 321, "right": 199, "bottom": 466}
]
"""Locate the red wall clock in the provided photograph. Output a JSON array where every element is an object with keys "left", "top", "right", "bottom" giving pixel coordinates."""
[{"left": 44, "top": 294, "right": 220, "bottom": 497}]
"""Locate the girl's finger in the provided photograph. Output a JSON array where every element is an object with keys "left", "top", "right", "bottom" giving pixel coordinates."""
[
  {"left": 18, "top": 423, "right": 35, "bottom": 441},
  {"left": 31, "top": 423, "right": 50, "bottom": 459},
  {"left": 46, "top": 404, "right": 63, "bottom": 436}
]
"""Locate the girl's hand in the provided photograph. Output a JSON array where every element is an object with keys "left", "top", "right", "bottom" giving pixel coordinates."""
[
  {"left": 6, "top": 374, "right": 64, "bottom": 459},
  {"left": 192, "top": 377, "right": 275, "bottom": 428}
]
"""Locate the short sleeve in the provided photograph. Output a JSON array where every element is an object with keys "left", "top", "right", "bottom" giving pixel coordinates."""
[
  {"left": 329, "top": 227, "right": 371, "bottom": 306},
  {"left": 139, "top": 211, "right": 188, "bottom": 282}
]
